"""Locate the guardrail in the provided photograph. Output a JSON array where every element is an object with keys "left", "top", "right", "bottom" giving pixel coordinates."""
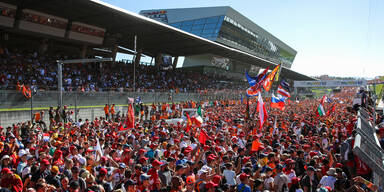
[
  {"left": 0, "top": 90, "right": 242, "bottom": 110},
  {"left": 353, "top": 108, "right": 384, "bottom": 188}
]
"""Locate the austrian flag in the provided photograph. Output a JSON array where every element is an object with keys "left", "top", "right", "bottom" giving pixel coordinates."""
[{"left": 257, "top": 93, "right": 268, "bottom": 130}]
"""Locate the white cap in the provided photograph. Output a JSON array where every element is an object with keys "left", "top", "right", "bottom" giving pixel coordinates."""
[{"left": 18, "top": 149, "right": 27, "bottom": 157}]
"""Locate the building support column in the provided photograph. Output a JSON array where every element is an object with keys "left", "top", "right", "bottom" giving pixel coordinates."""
[
  {"left": 172, "top": 56, "right": 178, "bottom": 69},
  {"left": 111, "top": 44, "right": 118, "bottom": 61},
  {"left": 80, "top": 44, "right": 87, "bottom": 59}
]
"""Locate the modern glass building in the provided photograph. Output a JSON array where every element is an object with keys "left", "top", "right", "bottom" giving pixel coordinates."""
[{"left": 140, "top": 6, "right": 297, "bottom": 74}]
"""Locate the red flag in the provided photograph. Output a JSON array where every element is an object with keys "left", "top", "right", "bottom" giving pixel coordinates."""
[
  {"left": 199, "top": 129, "right": 209, "bottom": 145},
  {"left": 186, "top": 113, "right": 192, "bottom": 132},
  {"left": 326, "top": 104, "right": 336, "bottom": 116},
  {"left": 123, "top": 104, "right": 135, "bottom": 130},
  {"left": 251, "top": 139, "right": 261, "bottom": 151}
]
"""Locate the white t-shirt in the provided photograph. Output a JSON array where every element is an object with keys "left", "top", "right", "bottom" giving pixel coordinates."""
[
  {"left": 264, "top": 177, "right": 274, "bottom": 190},
  {"left": 223, "top": 169, "right": 236, "bottom": 186}
]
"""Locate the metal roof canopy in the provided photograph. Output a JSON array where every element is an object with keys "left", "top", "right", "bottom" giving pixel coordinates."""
[{"left": 5, "top": 0, "right": 315, "bottom": 80}]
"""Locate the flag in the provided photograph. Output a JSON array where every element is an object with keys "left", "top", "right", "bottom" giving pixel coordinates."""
[
  {"left": 280, "top": 79, "right": 291, "bottom": 92},
  {"left": 95, "top": 138, "right": 103, "bottom": 161},
  {"left": 135, "top": 96, "right": 142, "bottom": 103},
  {"left": 271, "top": 93, "right": 285, "bottom": 111},
  {"left": 197, "top": 106, "right": 202, "bottom": 116},
  {"left": 186, "top": 113, "right": 192, "bottom": 132},
  {"left": 263, "top": 64, "right": 280, "bottom": 92},
  {"left": 274, "top": 63, "right": 282, "bottom": 82},
  {"left": 277, "top": 85, "right": 290, "bottom": 98},
  {"left": 257, "top": 93, "right": 268, "bottom": 130},
  {"left": 245, "top": 71, "right": 257, "bottom": 86},
  {"left": 317, "top": 104, "right": 325, "bottom": 116},
  {"left": 199, "top": 129, "right": 209, "bottom": 145},
  {"left": 246, "top": 87, "right": 260, "bottom": 97},
  {"left": 320, "top": 95, "right": 327, "bottom": 105},
  {"left": 22, "top": 85, "right": 32, "bottom": 99},
  {"left": 128, "top": 97, "right": 134, "bottom": 104},
  {"left": 43, "top": 133, "right": 50, "bottom": 142},
  {"left": 257, "top": 67, "right": 269, "bottom": 82},
  {"left": 191, "top": 115, "right": 203, "bottom": 127},
  {"left": 251, "top": 139, "right": 261, "bottom": 151},
  {"left": 272, "top": 115, "right": 279, "bottom": 135},
  {"left": 326, "top": 104, "right": 336, "bottom": 116},
  {"left": 124, "top": 104, "right": 135, "bottom": 130}
]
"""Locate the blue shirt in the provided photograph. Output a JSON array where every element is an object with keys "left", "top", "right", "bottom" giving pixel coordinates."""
[{"left": 237, "top": 183, "right": 251, "bottom": 192}]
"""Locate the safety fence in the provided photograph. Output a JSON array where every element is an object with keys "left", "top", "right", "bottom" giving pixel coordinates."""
[
  {"left": 0, "top": 90, "right": 242, "bottom": 110},
  {"left": 353, "top": 107, "right": 384, "bottom": 189}
]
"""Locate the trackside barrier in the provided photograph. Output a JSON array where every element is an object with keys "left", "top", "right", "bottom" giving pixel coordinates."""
[{"left": 353, "top": 109, "right": 384, "bottom": 189}]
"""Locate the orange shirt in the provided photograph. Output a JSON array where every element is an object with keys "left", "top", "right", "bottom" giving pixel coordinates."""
[
  {"left": 110, "top": 106, "right": 115, "bottom": 114},
  {"left": 104, "top": 106, "right": 109, "bottom": 114},
  {"left": 34, "top": 113, "right": 41, "bottom": 121}
]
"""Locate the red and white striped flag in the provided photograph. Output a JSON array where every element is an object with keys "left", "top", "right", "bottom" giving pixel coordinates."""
[{"left": 257, "top": 93, "right": 268, "bottom": 130}]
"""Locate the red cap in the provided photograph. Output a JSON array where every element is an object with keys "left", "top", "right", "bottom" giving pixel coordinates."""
[
  {"left": 41, "top": 159, "right": 50, "bottom": 165},
  {"left": 212, "top": 175, "right": 221, "bottom": 185},
  {"left": 239, "top": 173, "right": 250, "bottom": 181},
  {"left": 139, "top": 157, "right": 149, "bottom": 163},
  {"left": 242, "top": 156, "right": 251, "bottom": 164},
  {"left": 101, "top": 156, "right": 108, "bottom": 162},
  {"left": 309, "top": 151, "right": 318, "bottom": 157},
  {"left": 152, "top": 159, "right": 163, "bottom": 167},
  {"left": 99, "top": 168, "right": 108, "bottom": 175},
  {"left": 335, "top": 163, "right": 343, "bottom": 168},
  {"left": 139, "top": 149, "right": 147, "bottom": 154},
  {"left": 1, "top": 168, "right": 12, "bottom": 174},
  {"left": 183, "top": 146, "right": 193, "bottom": 154}
]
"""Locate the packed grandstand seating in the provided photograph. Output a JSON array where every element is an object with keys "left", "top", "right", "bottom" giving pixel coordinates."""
[{"left": 0, "top": 48, "right": 246, "bottom": 92}]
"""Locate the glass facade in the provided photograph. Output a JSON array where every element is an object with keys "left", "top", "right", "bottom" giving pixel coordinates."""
[
  {"left": 218, "top": 16, "right": 294, "bottom": 67},
  {"left": 169, "top": 15, "right": 224, "bottom": 41}
]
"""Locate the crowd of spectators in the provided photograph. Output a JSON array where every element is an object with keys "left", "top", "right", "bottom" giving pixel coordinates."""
[
  {"left": 0, "top": 48, "right": 245, "bottom": 93},
  {"left": 0, "top": 88, "right": 382, "bottom": 192}
]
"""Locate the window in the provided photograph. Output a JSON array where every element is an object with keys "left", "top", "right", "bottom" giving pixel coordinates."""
[
  {"left": 170, "top": 22, "right": 181, "bottom": 28},
  {"left": 181, "top": 25, "right": 192, "bottom": 31},
  {"left": 204, "top": 23, "right": 216, "bottom": 30},
  {"left": 206, "top": 16, "right": 219, "bottom": 23},
  {"left": 194, "top": 18, "right": 206, "bottom": 25},
  {"left": 182, "top": 20, "right": 193, "bottom": 26},
  {"left": 202, "top": 28, "right": 215, "bottom": 34},
  {"left": 192, "top": 24, "right": 204, "bottom": 30}
]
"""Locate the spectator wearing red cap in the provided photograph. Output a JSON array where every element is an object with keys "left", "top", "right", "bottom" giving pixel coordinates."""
[
  {"left": 147, "top": 159, "right": 163, "bottom": 190},
  {"left": 0, "top": 168, "right": 23, "bottom": 192},
  {"left": 237, "top": 173, "right": 251, "bottom": 192},
  {"left": 31, "top": 159, "right": 51, "bottom": 183}
]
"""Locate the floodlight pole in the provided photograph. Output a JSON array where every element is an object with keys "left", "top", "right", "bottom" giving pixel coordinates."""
[
  {"left": 56, "top": 58, "right": 113, "bottom": 120},
  {"left": 58, "top": 62, "right": 63, "bottom": 108},
  {"left": 133, "top": 35, "right": 137, "bottom": 92}
]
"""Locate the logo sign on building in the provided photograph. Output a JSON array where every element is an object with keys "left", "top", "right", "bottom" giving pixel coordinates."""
[
  {"left": 294, "top": 80, "right": 367, "bottom": 88},
  {"left": 141, "top": 10, "right": 168, "bottom": 23},
  {"left": 211, "top": 56, "right": 230, "bottom": 70}
]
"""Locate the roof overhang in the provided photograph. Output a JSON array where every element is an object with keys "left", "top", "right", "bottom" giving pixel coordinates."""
[{"left": 4, "top": 0, "right": 316, "bottom": 80}]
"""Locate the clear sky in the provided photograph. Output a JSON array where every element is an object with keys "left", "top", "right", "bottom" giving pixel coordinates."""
[{"left": 101, "top": 0, "right": 383, "bottom": 78}]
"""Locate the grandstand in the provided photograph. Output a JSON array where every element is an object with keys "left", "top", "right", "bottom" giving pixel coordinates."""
[
  {"left": 140, "top": 6, "right": 297, "bottom": 79},
  {"left": 0, "top": 0, "right": 314, "bottom": 84}
]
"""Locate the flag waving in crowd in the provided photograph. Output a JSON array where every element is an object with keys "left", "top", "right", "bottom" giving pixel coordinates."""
[
  {"left": 263, "top": 64, "right": 281, "bottom": 92},
  {"left": 257, "top": 93, "right": 268, "bottom": 130}
]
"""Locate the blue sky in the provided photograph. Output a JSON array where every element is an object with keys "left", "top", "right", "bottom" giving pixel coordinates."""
[{"left": 101, "top": 0, "right": 383, "bottom": 78}]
